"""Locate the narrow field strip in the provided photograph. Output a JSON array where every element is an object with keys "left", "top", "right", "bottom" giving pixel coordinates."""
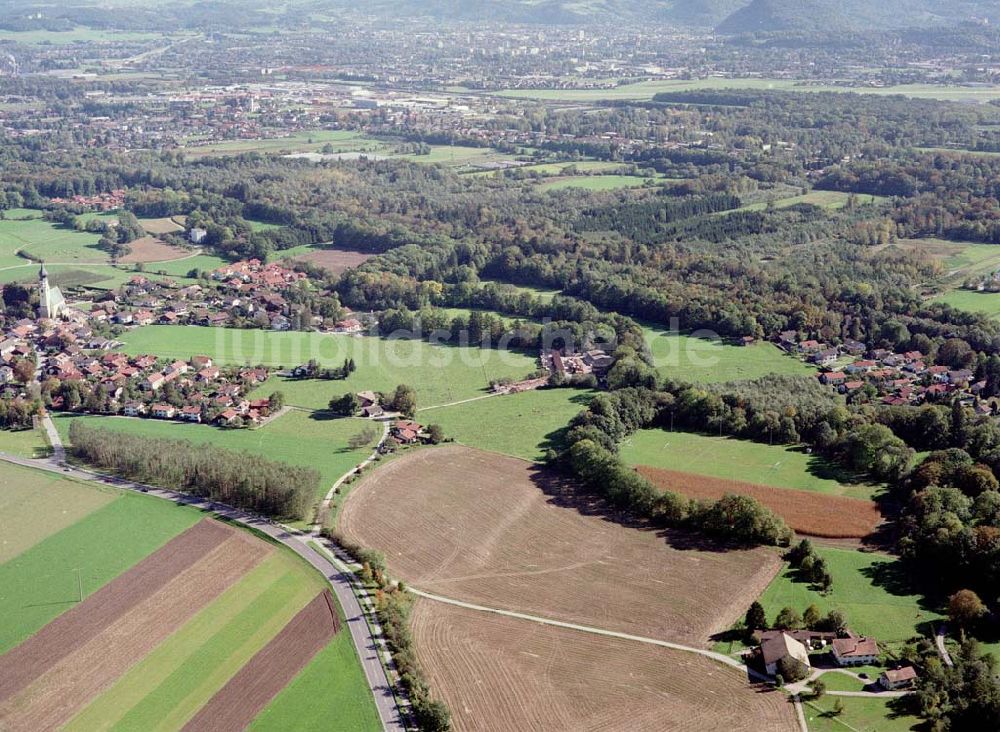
[
  {"left": 181, "top": 591, "right": 341, "bottom": 732},
  {"left": 0, "top": 530, "right": 271, "bottom": 729},
  {"left": 637, "top": 465, "right": 882, "bottom": 539},
  {"left": 63, "top": 553, "right": 298, "bottom": 731},
  {"left": 105, "top": 560, "right": 319, "bottom": 732},
  {"left": 0, "top": 469, "right": 114, "bottom": 563},
  {"left": 0, "top": 498, "right": 202, "bottom": 656}
]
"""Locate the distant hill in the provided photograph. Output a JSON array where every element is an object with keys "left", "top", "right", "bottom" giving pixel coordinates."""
[{"left": 715, "top": 0, "right": 1000, "bottom": 34}]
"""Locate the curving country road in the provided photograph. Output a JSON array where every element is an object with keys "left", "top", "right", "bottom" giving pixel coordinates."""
[{"left": 1, "top": 425, "right": 405, "bottom": 732}]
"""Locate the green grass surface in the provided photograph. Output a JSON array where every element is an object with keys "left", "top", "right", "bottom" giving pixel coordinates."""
[
  {"left": 620, "top": 429, "right": 876, "bottom": 499},
  {"left": 934, "top": 289, "right": 1000, "bottom": 319},
  {"left": 183, "top": 130, "right": 388, "bottom": 158},
  {"left": 0, "top": 212, "right": 116, "bottom": 268},
  {"left": 0, "top": 28, "right": 164, "bottom": 44},
  {"left": 537, "top": 174, "right": 658, "bottom": 191},
  {"left": 422, "top": 388, "right": 595, "bottom": 461},
  {"left": 818, "top": 672, "right": 870, "bottom": 692},
  {"left": 758, "top": 547, "right": 940, "bottom": 644},
  {"left": 644, "top": 328, "right": 816, "bottom": 383},
  {"left": 803, "top": 695, "right": 920, "bottom": 732},
  {"left": 727, "top": 190, "right": 886, "bottom": 213},
  {"left": 0, "top": 427, "right": 50, "bottom": 458},
  {"left": 0, "top": 461, "right": 113, "bottom": 563},
  {"left": 0, "top": 492, "right": 201, "bottom": 654},
  {"left": 53, "top": 411, "right": 379, "bottom": 507},
  {"left": 116, "top": 326, "right": 539, "bottom": 409},
  {"left": 249, "top": 628, "right": 382, "bottom": 732},
  {"left": 480, "top": 279, "right": 561, "bottom": 301}
]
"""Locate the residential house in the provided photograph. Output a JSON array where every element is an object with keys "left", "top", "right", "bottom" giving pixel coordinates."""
[
  {"left": 123, "top": 401, "right": 145, "bottom": 417},
  {"left": 151, "top": 403, "right": 176, "bottom": 419},
  {"left": 831, "top": 636, "right": 879, "bottom": 667},
  {"left": 879, "top": 667, "right": 917, "bottom": 690},
  {"left": 391, "top": 420, "right": 424, "bottom": 444},
  {"left": 760, "top": 633, "right": 811, "bottom": 676},
  {"left": 180, "top": 405, "right": 202, "bottom": 423}
]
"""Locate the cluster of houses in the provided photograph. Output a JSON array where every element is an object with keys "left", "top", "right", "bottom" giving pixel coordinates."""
[
  {"left": 545, "top": 348, "right": 614, "bottom": 377},
  {"left": 779, "top": 332, "right": 992, "bottom": 412},
  {"left": 755, "top": 628, "right": 917, "bottom": 691},
  {"left": 48, "top": 189, "right": 126, "bottom": 211},
  {"left": 44, "top": 349, "right": 274, "bottom": 426}
]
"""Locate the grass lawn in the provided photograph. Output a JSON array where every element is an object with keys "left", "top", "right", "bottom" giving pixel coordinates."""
[
  {"left": 183, "top": 130, "right": 388, "bottom": 158},
  {"left": 480, "top": 279, "right": 562, "bottom": 301},
  {"left": 803, "top": 695, "right": 920, "bottom": 732},
  {"left": 537, "top": 174, "right": 659, "bottom": 191},
  {"left": 934, "top": 289, "right": 1000, "bottom": 319},
  {"left": 0, "top": 461, "right": 114, "bottom": 563},
  {"left": 620, "top": 429, "right": 877, "bottom": 500},
  {"left": 643, "top": 327, "right": 816, "bottom": 383},
  {"left": 116, "top": 326, "right": 540, "bottom": 409},
  {"left": 0, "top": 426, "right": 50, "bottom": 458},
  {"left": 421, "top": 388, "right": 595, "bottom": 461},
  {"left": 0, "top": 491, "right": 201, "bottom": 654},
  {"left": 725, "top": 191, "right": 887, "bottom": 213},
  {"left": 53, "top": 411, "right": 379, "bottom": 509},
  {"left": 396, "top": 144, "right": 519, "bottom": 170},
  {"left": 506, "top": 161, "right": 627, "bottom": 176},
  {"left": 818, "top": 672, "right": 870, "bottom": 692},
  {"left": 0, "top": 211, "right": 117, "bottom": 266},
  {"left": 758, "top": 547, "right": 941, "bottom": 645},
  {"left": 249, "top": 628, "right": 382, "bottom": 731}
]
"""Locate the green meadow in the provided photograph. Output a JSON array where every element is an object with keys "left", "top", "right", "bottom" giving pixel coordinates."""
[
  {"left": 620, "top": 429, "right": 876, "bottom": 500},
  {"left": 537, "top": 174, "right": 658, "bottom": 192},
  {"left": 422, "top": 388, "right": 595, "bottom": 461},
  {"left": 0, "top": 426, "right": 51, "bottom": 459},
  {"left": 53, "top": 411, "right": 380, "bottom": 505},
  {"left": 934, "top": 289, "right": 1000, "bottom": 319},
  {"left": 643, "top": 327, "right": 815, "bottom": 383},
  {"left": 0, "top": 491, "right": 201, "bottom": 654},
  {"left": 803, "top": 695, "right": 920, "bottom": 732},
  {"left": 116, "top": 326, "right": 540, "bottom": 409},
  {"left": 0, "top": 211, "right": 117, "bottom": 268},
  {"left": 758, "top": 546, "right": 941, "bottom": 645}
]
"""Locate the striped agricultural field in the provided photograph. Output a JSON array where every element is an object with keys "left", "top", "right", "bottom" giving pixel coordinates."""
[{"left": 0, "top": 463, "right": 379, "bottom": 731}]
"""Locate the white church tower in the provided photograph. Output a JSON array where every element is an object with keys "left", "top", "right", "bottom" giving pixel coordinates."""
[{"left": 38, "top": 262, "right": 65, "bottom": 320}]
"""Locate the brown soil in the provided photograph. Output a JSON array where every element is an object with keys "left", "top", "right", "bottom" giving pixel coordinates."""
[
  {"left": 138, "top": 217, "right": 184, "bottom": 235},
  {"left": 340, "top": 446, "right": 783, "bottom": 646},
  {"left": 411, "top": 600, "right": 799, "bottom": 732},
  {"left": 637, "top": 465, "right": 883, "bottom": 539},
  {"left": 0, "top": 519, "right": 232, "bottom": 703},
  {"left": 181, "top": 590, "right": 340, "bottom": 732},
  {"left": 0, "top": 525, "right": 270, "bottom": 730},
  {"left": 291, "top": 248, "right": 371, "bottom": 274},
  {"left": 119, "top": 236, "right": 191, "bottom": 263}
]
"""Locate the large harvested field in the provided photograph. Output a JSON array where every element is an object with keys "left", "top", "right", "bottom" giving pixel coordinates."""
[
  {"left": 637, "top": 465, "right": 882, "bottom": 539},
  {"left": 0, "top": 210, "right": 117, "bottom": 267},
  {"left": 118, "top": 235, "right": 193, "bottom": 264},
  {"left": 340, "top": 446, "right": 783, "bottom": 645},
  {"left": 411, "top": 600, "right": 799, "bottom": 732},
  {"left": 290, "top": 247, "right": 372, "bottom": 274},
  {"left": 644, "top": 328, "right": 816, "bottom": 383},
  {"left": 116, "top": 325, "right": 540, "bottom": 409}
]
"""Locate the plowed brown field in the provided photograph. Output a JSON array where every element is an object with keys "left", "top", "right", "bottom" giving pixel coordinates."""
[
  {"left": 411, "top": 600, "right": 799, "bottom": 732},
  {"left": 181, "top": 590, "right": 340, "bottom": 732},
  {"left": 119, "top": 236, "right": 190, "bottom": 263},
  {"left": 291, "top": 248, "right": 371, "bottom": 274},
  {"left": 636, "top": 465, "right": 882, "bottom": 539},
  {"left": 340, "top": 446, "right": 782, "bottom": 646},
  {"left": 0, "top": 520, "right": 270, "bottom": 729}
]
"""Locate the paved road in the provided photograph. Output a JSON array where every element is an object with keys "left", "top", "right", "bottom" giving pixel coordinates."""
[
  {"left": 935, "top": 622, "right": 954, "bottom": 667},
  {"left": 0, "top": 449, "right": 405, "bottom": 732}
]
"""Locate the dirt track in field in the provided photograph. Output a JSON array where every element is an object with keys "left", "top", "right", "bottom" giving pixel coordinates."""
[
  {"left": 411, "top": 600, "right": 799, "bottom": 732},
  {"left": 0, "top": 524, "right": 270, "bottom": 730},
  {"left": 637, "top": 465, "right": 883, "bottom": 539},
  {"left": 340, "top": 446, "right": 783, "bottom": 646},
  {"left": 181, "top": 590, "right": 340, "bottom": 732},
  {"left": 0, "top": 519, "right": 232, "bottom": 703},
  {"left": 290, "top": 248, "right": 371, "bottom": 274}
]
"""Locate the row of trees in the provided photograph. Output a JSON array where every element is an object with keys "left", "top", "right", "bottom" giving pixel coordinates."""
[{"left": 68, "top": 421, "right": 319, "bottom": 519}]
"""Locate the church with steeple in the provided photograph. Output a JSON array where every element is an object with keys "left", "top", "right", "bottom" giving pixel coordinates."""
[{"left": 38, "top": 263, "right": 65, "bottom": 320}]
